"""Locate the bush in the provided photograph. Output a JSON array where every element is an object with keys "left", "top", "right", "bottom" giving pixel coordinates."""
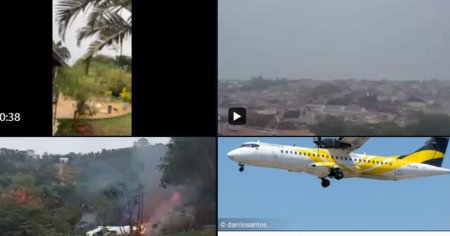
[
  {"left": 119, "top": 87, "right": 132, "bottom": 102},
  {"left": 104, "top": 91, "right": 112, "bottom": 97}
]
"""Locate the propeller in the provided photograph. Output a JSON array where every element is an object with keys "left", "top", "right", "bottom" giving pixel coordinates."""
[{"left": 313, "top": 136, "right": 322, "bottom": 154}]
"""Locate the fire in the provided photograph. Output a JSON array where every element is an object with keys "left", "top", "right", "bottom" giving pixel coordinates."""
[
  {"left": 132, "top": 223, "right": 149, "bottom": 235},
  {"left": 10, "top": 187, "right": 42, "bottom": 206}
]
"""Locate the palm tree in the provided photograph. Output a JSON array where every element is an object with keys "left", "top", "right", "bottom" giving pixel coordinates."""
[{"left": 56, "top": 0, "right": 132, "bottom": 74}]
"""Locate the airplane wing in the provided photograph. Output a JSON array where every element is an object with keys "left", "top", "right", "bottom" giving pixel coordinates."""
[
  {"left": 337, "top": 137, "right": 369, "bottom": 152},
  {"left": 313, "top": 137, "right": 369, "bottom": 153}
]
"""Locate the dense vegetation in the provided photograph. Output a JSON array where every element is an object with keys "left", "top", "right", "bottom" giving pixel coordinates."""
[
  {"left": 56, "top": 55, "right": 132, "bottom": 117},
  {"left": 0, "top": 138, "right": 216, "bottom": 235}
]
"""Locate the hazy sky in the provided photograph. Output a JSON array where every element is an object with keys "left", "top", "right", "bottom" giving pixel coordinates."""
[
  {"left": 0, "top": 138, "right": 169, "bottom": 155},
  {"left": 52, "top": 0, "right": 132, "bottom": 65},
  {"left": 219, "top": 137, "right": 450, "bottom": 230},
  {"left": 219, "top": 0, "right": 450, "bottom": 80}
]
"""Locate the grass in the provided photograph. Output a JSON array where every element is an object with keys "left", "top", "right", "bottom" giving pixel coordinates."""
[
  {"left": 164, "top": 230, "right": 215, "bottom": 236},
  {"left": 55, "top": 113, "right": 131, "bottom": 136}
]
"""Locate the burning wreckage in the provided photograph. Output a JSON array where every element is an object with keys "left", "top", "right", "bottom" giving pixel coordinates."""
[{"left": 83, "top": 185, "right": 199, "bottom": 236}]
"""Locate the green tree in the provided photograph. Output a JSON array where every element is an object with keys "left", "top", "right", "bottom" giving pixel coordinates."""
[
  {"left": 56, "top": 64, "right": 101, "bottom": 118},
  {"left": 159, "top": 138, "right": 216, "bottom": 188},
  {"left": 158, "top": 138, "right": 216, "bottom": 225},
  {"left": 115, "top": 55, "right": 132, "bottom": 72}
]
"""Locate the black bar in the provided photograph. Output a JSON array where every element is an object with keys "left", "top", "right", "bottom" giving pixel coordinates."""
[
  {"left": 0, "top": 1, "right": 52, "bottom": 136},
  {"left": 132, "top": 0, "right": 217, "bottom": 136}
]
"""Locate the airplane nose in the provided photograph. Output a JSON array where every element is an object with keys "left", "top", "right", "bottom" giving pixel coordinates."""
[{"left": 227, "top": 149, "right": 238, "bottom": 161}]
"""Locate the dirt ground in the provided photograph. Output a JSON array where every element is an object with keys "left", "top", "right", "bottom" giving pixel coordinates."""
[{"left": 54, "top": 93, "right": 132, "bottom": 119}]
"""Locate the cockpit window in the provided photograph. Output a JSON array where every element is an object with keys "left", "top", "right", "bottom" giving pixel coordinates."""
[{"left": 240, "top": 144, "right": 260, "bottom": 148}]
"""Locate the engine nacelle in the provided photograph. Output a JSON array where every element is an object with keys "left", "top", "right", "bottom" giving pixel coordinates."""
[{"left": 313, "top": 137, "right": 350, "bottom": 149}]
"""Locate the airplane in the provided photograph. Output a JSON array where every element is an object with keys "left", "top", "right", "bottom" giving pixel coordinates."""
[{"left": 226, "top": 137, "right": 450, "bottom": 188}]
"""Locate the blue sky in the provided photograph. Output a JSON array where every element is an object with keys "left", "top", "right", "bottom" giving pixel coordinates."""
[{"left": 218, "top": 137, "right": 450, "bottom": 230}]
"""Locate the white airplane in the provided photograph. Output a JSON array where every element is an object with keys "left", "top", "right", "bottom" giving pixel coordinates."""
[{"left": 227, "top": 137, "right": 450, "bottom": 188}]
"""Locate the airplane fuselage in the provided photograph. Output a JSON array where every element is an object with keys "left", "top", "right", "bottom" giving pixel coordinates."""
[{"left": 227, "top": 142, "right": 450, "bottom": 181}]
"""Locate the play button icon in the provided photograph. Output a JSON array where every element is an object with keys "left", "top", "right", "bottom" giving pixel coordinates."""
[
  {"left": 228, "top": 107, "right": 246, "bottom": 125},
  {"left": 233, "top": 112, "right": 241, "bottom": 121}
]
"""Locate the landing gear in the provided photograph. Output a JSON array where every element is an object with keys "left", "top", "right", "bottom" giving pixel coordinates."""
[
  {"left": 320, "top": 178, "right": 330, "bottom": 188},
  {"left": 239, "top": 163, "right": 245, "bottom": 172},
  {"left": 329, "top": 168, "right": 344, "bottom": 180},
  {"left": 335, "top": 171, "right": 344, "bottom": 180}
]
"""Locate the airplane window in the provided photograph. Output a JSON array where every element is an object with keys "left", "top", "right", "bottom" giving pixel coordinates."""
[
  {"left": 345, "top": 157, "right": 347, "bottom": 160},
  {"left": 290, "top": 151, "right": 293, "bottom": 154},
  {"left": 281, "top": 150, "right": 283, "bottom": 153}
]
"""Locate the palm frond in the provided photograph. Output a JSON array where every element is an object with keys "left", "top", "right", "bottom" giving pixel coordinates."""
[
  {"left": 56, "top": 0, "right": 116, "bottom": 40},
  {"left": 53, "top": 40, "right": 71, "bottom": 61},
  {"left": 82, "top": 17, "right": 131, "bottom": 73}
]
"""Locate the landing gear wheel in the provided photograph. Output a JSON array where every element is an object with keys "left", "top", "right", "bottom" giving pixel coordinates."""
[
  {"left": 335, "top": 171, "right": 344, "bottom": 180},
  {"left": 321, "top": 178, "right": 330, "bottom": 188},
  {"left": 239, "top": 163, "right": 245, "bottom": 172}
]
